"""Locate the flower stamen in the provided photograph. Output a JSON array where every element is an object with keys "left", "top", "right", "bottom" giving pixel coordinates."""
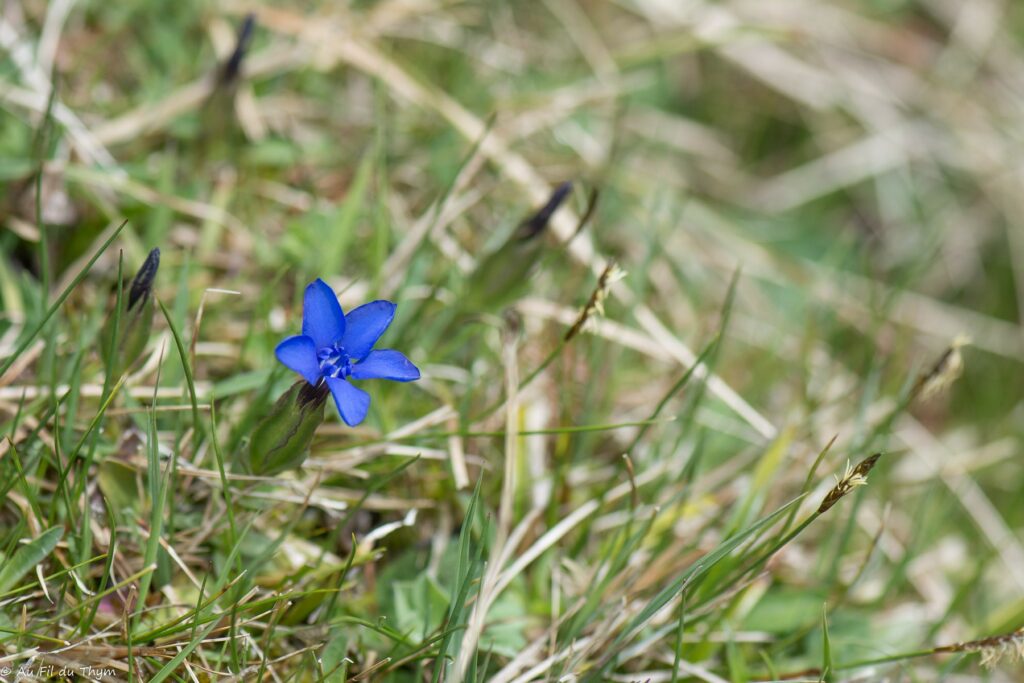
[{"left": 317, "top": 344, "right": 352, "bottom": 379}]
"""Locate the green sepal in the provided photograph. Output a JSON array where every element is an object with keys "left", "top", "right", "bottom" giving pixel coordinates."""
[{"left": 246, "top": 380, "right": 328, "bottom": 476}]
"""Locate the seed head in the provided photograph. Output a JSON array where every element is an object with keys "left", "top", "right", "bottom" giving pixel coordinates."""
[
  {"left": 818, "top": 453, "right": 882, "bottom": 513},
  {"left": 937, "top": 628, "right": 1024, "bottom": 669},
  {"left": 565, "top": 261, "right": 627, "bottom": 342},
  {"left": 915, "top": 334, "right": 970, "bottom": 401}
]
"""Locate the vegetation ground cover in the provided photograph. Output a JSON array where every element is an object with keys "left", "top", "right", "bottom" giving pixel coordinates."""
[{"left": 2, "top": 1, "right": 1023, "bottom": 681}]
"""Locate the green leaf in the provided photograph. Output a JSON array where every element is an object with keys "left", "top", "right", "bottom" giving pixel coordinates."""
[
  {"left": 322, "top": 149, "right": 374, "bottom": 275},
  {"left": 0, "top": 527, "right": 64, "bottom": 595},
  {"left": 97, "top": 459, "right": 142, "bottom": 516},
  {"left": 743, "top": 588, "right": 824, "bottom": 634},
  {"left": 434, "top": 479, "right": 486, "bottom": 683},
  {"left": 392, "top": 574, "right": 450, "bottom": 642},
  {"left": 320, "top": 631, "right": 350, "bottom": 682},
  {"left": 820, "top": 603, "right": 833, "bottom": 683}
]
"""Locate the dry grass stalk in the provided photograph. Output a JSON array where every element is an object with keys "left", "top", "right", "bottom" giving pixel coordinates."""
[{"left": 913, "top": 334, "right": 972, "bottom": 401}]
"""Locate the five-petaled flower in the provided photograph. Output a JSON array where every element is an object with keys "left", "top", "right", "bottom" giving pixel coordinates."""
[{"left": 275, "top": 279, "right": 420, "bottom": 426}]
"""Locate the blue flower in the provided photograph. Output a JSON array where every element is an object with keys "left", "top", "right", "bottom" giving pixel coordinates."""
[{"left": 275, "top": 279, "right": 420, "bottom": 426}]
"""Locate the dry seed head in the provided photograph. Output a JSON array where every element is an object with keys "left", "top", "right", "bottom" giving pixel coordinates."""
[
  {"left": 916, "top": 334, "right": 971, "bottom": 401},
  {"left": 592, "top": 263, "right": 626, "bottom": 318},
  {"left": 818, "top": 453, "right": 882, "bottom": 513},
  {"left": 938, "top": 628, "right": 1024, "bottom": 669},
  {"left": 565, "top": 262, "right": 626, "bottom": 341}
]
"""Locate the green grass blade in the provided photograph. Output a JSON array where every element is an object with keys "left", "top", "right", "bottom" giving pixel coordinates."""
[{"left": 0, "top": 526, "right": 63, "bottom": 595}]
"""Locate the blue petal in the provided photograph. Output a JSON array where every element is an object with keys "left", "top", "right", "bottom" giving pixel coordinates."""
[
  {"left": 274, "top": 335, "right": 321, "bottom": 385},
  {"left": 341, "top": 300, "right": 396, "bottom": 361},
  {"left": 326, "top": 376, "right": 370, "bottom": 426},
  {"left": 302, "top": 279, "right": 346, "bottom": 350},
  {"left": 350, "top": 350, "right": 420, "bottom": 382}
]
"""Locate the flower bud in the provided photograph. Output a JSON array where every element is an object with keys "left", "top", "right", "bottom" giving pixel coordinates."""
[
  {"left": 246, "top": 380, "right": 329, "bottom": 476},
  {"left": 101, "top": 248, "right": 159, "bottom": 378},
  {"left": 219, "top": 14, "right": 256, "bottom": 87},
  {"left": 462, "top": 182, "right": 572, "bottom": 312}
]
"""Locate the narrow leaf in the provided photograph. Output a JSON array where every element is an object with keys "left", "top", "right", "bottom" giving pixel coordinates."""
[{"left": 0, "top": 527, "right": 64, "bottom": 595}]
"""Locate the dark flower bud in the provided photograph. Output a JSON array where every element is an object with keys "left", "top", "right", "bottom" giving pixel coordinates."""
[
  {"left": 219, "top": 14, "right": 256, "bottom": 87},
  {"left": 462, "top": 182, "right": 573, "bottom": 312},
  {"left": 127, "top": 248, "right": 160, "bottom": 310},
  {"left": 514, "top": 181, "right": 573, "bottom": 242},
  {"left": 101, "top": 248, "right": 160, "bottom": 378},
  {"left": 246, "top": 381, "right": 329, "bottom": 476}
]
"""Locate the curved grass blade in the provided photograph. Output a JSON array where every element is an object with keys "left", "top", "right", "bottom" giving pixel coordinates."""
[
  {"left": 0, "top": 526, "right": 63, "bottom": 595},
  {"left": 607, "top": 496, "right": 802, "bottom": 659}
]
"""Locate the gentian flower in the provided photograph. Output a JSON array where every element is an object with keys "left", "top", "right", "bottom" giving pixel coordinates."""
[{"left": 275, "top": 279, "right": 420, "bottom": 426}]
